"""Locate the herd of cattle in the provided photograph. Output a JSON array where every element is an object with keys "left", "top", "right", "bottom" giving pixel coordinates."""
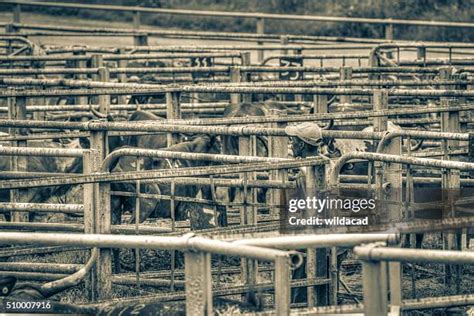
[
  {"left": 2, "top": 30, "right": 474, "bottom": 315},
  {"left": 1, "top": 100, "right": 413, "bottom": 228}
]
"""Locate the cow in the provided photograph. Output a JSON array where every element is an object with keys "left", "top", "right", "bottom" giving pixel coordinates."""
[
  {"left": 110, "top": 135, "right": 225, "bottom": 272},
  {"left": 0, "top": 140, "right": 83, "bottom": 222},
  {"left": 110, "top": 134, "right": 224, "bottom": 227},
  {"left": 221, "top": 103, "right": 270, "bottom": 206}
]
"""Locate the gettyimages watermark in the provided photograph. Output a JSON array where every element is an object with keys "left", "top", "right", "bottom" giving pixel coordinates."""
[
  {"left": 279, "top": 187, "right": 474, "bottom": 234},
  {"left": 287, "top": 196, "right": 374, "bottom": 227}
]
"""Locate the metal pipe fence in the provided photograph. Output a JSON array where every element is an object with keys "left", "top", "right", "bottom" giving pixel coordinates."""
[
  {"left": 2, "top": 86, "right": 474, "bottom": 97},
  {"left": 3, "top": 77, "right": 473, "bottom": 89},
  {"left": 354, "top": 243, "right": 474, "bottom": 316},
  {"left": 0, "top": 231, "right": 297, "bottom": 315}
]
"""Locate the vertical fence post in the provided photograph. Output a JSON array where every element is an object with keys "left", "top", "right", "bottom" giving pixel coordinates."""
[
  {"left": 440, "top": 67, "right": 460, "bottom": 290},
  {"left": 133, "top": 10, "right": 140, "bottom": 30},
  {"left": 256, "top": 18, "right": 265, "bottom": 63},
  {"left": 13, "top": 4, "right": 21, "bottom": 24},
  {"left": 238, "top": 135, "right": 258, "bottom": 304},
  {"left": 280, "top": 35, "right": 289, "bottom": 56},
  {"left": 305, "top": 163, "right": 329, "bottom": 306},
  {"left": 308, "top": 95, "right": 329, "bottom": 307},
  {"left": 384, "top": 20, "right": 394, "bottom": 59},
  {"left": 185, "top": 250, "right": 212, "bottom": 316},
  {"left": 74, "top": 52, "right": 88, "bottom": 117},
  {"left": 229, "top": 67, "right": 242, "bottom": 105},
  {"left": 7, "top": 96, "right": 28, "bottom": 222},
  {"left": 362, "top": 259, "right": 387, "bottom": 316},
  {"left": 116, "top": 48, "right": 128, "bottom": 114},
  {"left": 313, "top": 95, "right": 328, "bottom": 116},
  {"left": 240, "top": 52, "right": 252, "bottom": 103},
  {"left": 166, "top": 91, "right": 181, "bottom": 146},
  {"left": 83, "top": 149, "right": 99, "bottom": 301},
  {"left": 339, "top": 67, "right": 353, "bottom": 105},
  {"left": 89, "top": 66, "right": 112, "bottom": 300},
  {"left": 274, "top": 256, "right": 291, "bottom": 316},
  {"left": 373, "top": 90, "right": 388, "bottom": 201},
  {"left": 373, "top": 89, "right": 401, "bottom": 307},
  {"left": 368, "top": 49, "right": 380, "bottom": 81},
  {"left": 417, "top": 46, "right": 426, "bottom": 65},
  {"left": 279, "top": 34, "right": 290, "bottom": 103},
  {"left": 90, "top": 54, "right": 103, "bottom": 107},
  {"left": 384, "top": 21, "right": 394, "bottom": 40},
  {"left": 269, "top": 109, "right": 288, "bottom": 217},
  {"left": 133, "top": 11, "right": 148, "bottom": 46}
]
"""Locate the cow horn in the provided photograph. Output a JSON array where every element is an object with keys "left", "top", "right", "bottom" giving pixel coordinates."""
[
  {"left": 39, "top": 248, "right": 98, "bottom": 298},
  {"left": 321, "top": 119, "right": 334, "bottom": 130},
  {"left": 410, "top": 139, "right": 424, "bottom": 152},
  {"left": 89, "top": 106, "right": 108, "bottom": 119}
]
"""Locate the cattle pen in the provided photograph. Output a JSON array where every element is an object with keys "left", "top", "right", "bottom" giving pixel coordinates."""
[{"left": 0, "top": 1, "right": 473, "bottom": 315}]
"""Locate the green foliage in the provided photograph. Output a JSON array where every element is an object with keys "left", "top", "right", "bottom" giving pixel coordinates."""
[{"left": 13, "top": 0, "right": 474, "bottom": 41}]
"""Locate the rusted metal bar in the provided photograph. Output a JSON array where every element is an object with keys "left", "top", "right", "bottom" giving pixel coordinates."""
[
  {"left": 0, "top": 146, "right": 84, "bottom": 157},
  {"left": 355, "top": 243, "right": 474, "bottom": 264},
  {"left": 0, "top": 157, "right": 327, "bottom": 190},
  {"left": 0, "top": 65, "right": 466, "bottom": 77},
  {"left": 0, "top": 271, "right": 67, "bottom": 282},
  {"left": 403, "top": 294, "right": 474, "bottom": 310},
  {"left": 0, "top": 52, "right": 242, "bottom": 62},
  {"left": 112, "top": 276, "right": 185, "bottom": 288},
  {"left": 0, "top": 232, "right": 298, "bottom": 262},
  {"left": 7, "top": 77, "right": 472, "bottom": 91},
  {"left": 101, "top": 148, "right": 292, "bottom": 172},
  {"left": 0, "top": 262, "right": 80, "bottom": 274},
  {"left": 0, "top": 202, "right": 83, "bottom": 214},
  {"left": 7, "top": 95, "right": 28, "bottom": 222},
  {"left": 329, "top": 152, "right": 474, "bottom": 187},
  {"left": 0, "top": 102, "right": 230, "bottom": 113},
  {"left": 361, "top": 255, "right": 388, "bottom": 316},
  {"left": 233, "top": 234, "right": 399, "bottom": 248},
  {"left": 0, "top": 245, "right": 86, "bottom": 258},
  {"left": 184, "top": 251, "right": 212, "bottom": 315},
  {"left": 129, "top": 178, "right": 295, "bottom": 189},
  {"left": 3, "top": 83, "right": 474, "bottom": 98}
]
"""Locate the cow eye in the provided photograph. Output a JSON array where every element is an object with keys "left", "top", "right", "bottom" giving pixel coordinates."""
[{"left": 2, "top": 287, "right": 8, "bottom": 294}]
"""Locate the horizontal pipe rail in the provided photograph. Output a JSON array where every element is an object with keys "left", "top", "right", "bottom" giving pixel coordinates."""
[
  {"left": 2, "top": 86, "right": 474, "bottom": 97},
  {"left": 91, "top": 103, "right": 474, "bottom": 126},
  {"left": 3, "top": 77, "right": 473, "bottom": 89},
  {"left": 0, "top": 262, "right": 80, "bottom": 274},
  {"left": 232, "top": 233, "right": 399, "bottom": 248},
  {"left": 0, "top": 119, "right": 384, "bottom": 139},
  {"left": 355, "top": 244, "right": 474, "bottom": 264},
  {"left": 329, "top": 152, "right": 474, "bottom": 186},
  {"left": 0, "top": 102, "right": 230, "bottom": 113},
  {"left": 4, "top": 1, "right": 474, "bottom": 28},
  {"left": 0, "top": 157, "right": 327, "bottom": 190},
  {"left": 0, "top": 146, "right": 85, "bottom": 157},
  {"left": 3, "top": 24, "right": 390, "bottom": 45},
  {"left": 0, "top": 202, "right": 83, "bottom": 214},
  {"left": 0, "top": 232, "right": 294, "bottom": 262},
  {"left": 0, "top": 65, "right": 465, "bottom": 77},
  {"left": 101, "top": 148, "right": 291, "bottom": 171},
  {"left": 299, "top": 295, "right": 474, "bottom": 314}
]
